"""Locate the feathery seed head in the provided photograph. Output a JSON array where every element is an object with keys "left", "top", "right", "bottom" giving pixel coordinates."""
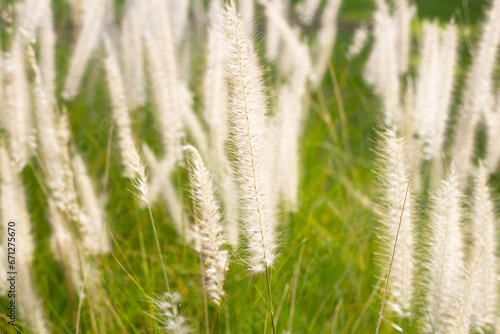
[
  {"left": 375, "top": 127, "right": 416, "bottom": 318},
  {"left": 469, "top": 162, "right": 499, "bottom": 328},
  {"left": 364, "top": 0, "right": 401, "bottom": 126},
  {"left": 0, "top": 144, "right": 35, "bottom": 266},
  {"left": 452, "top": 247, "right": 484, "bottom": 333},
  {"left": 184, "top": 145, "right": 229, "bottom": 305},
  {"left": 152, "top": 292, "right": 191, "bottom": 334},
  {"left": 29, "top": 46, "right": 81, "bottom": 223},
  {"left": 413, "top": 21, "right": 458, "bottom": 159},
  {"left": 347, "top": 24, "right": 369, "bottom": 59},
  {"left": 126, "top": 145, "right": 149, "bottom": 204},
  {"left": 453, "top": 0, "right": 500, "bottom": 182},
  {"left": 62, "top": 0, "right": 107, "bottom": 99},
  {"left": 72, "top": 154, "right": 110, "bottom": 255},
  {"left": 223, "top": 1, "right": 278, "bottom": 273},
  {"left": 425, "top": 166, "right": 466, "bottom": 332},
  {"left": 48, "top": 200, "right": 84, "bottom": 294},
  {"left": 4, "top": 36, "right": 32, "bottom": 171},
  {"left": 309, "top": 0, "right": 342, "bottom": 87},
  {"left": 295, "top": 0, "right": 322, "bottom": 26},
  {"left": 103, "top": 36, "right": 138, "bottom": 178}
]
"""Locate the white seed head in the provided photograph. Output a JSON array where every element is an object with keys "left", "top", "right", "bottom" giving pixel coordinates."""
[
  {"left": 152, "top": 292, "right": 191, "bottom": 334},
  {"left": 62, "top": 0, "right": 107, "bottom": 99},
  {"left": 425, "top": 166, "right": 466, "bottom": 332},
  {"left": 469, "top": 162, "right": 499, "bottom": 328},
  {"left": 413, "top": 22, "right": 458, "bottom": 159},
  {"left": 72, "top": 154, "right": 110, "bottom": 255},
  {"left": 125, "top": 145, "right": 149, "bottom": 204},
  {"left": 364, "top": 0, "right": 401, "bottom": 126},
  {"left": 185, "top": 145, "right": 229, "bottom": 305},
  {"left": 375, "top": 128, "right": 416, "bottom": 317},
  {"left": 103, "top": 37, "right": 138, "bottom": 177},
  {"left": 309, "top": 0, "right": 342, "bottom": 87},
  {"left": 453, "top": 0, "right": 500, "bottom": 183},
  {"left": 224, "top": 1, "right": 278, "bottom": 273}
]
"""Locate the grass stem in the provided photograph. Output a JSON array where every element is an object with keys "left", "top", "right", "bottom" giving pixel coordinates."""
[
  {"left": 200, "top": 253, "right": 210, "bottom": 334},
  {"left": 146, "top": 202, "right": 170, "bottom": 292},
  {"left": 266, "top": 265, "right": 276, "bottom": 334}
]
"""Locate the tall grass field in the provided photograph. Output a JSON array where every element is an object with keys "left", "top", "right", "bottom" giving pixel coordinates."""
[{"left": 0, "top": 0, "right": 499, "bottom": 333}]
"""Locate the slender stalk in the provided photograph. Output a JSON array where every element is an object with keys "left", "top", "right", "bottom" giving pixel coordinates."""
[
  {"left": 225, "top": 303, "right": 231, "bottom": 334},
  {"left": 147, "top": 202, "right": 170, "bottom": 292},
  {"left": 200, "top": 252, "right": 210, "bottom": 334},
  {"left": 455, "top": 246, "right": 484, "bottom": 330},
  {"left": 103, "top": 120, "right": 114, "bottom": 192},
  {"left": 266, "top": 266, "right": 276, "bottom": 334},
  {"left": 376, "top": 143, "right": 420, "bottom": 334},
  {"left": 75, "top": 283, "right": 84, "bottom": 334}
]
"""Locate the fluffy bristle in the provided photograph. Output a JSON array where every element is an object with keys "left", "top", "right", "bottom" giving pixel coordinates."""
[
  {"left": 425, "top": 166, "right": 465, "bottom": 332},
  {"left": 72, "top": 154, "right": 110, "bottom": 255},
  {"left": 125, "top": 144, "right": 149, "bottom": 204},
  {"left": 103, "top": 37, "right": 137, "bottom": 178},
  {"left": 224, "top": 1, "right": 278, "bottom": 273},
  {"left": 375, "top": 128, "right": 416, "bottom": 318},
  {"left": 469, "top": 162, "right": 499, "bottom": 328},
  {"left": 153, "top": 292, "right": 192, "bottom": 334},
  {"left": 185, "top": 145, "right": 229, "bottom": 305},
  {"left": 453, "top": 0, "right": 500, "bottom": 184}
]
